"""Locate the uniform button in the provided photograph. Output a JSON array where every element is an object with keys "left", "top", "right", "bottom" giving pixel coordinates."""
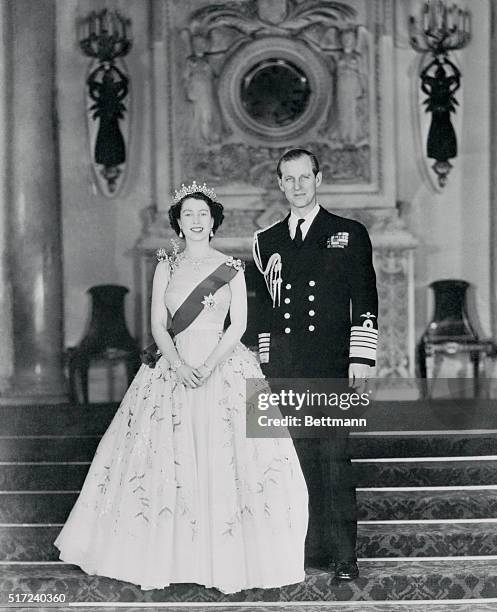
[
  {"left": 284, "top": 313, "right": 291, "bottom": 319},
  {"left": 308, "top": 295, "right": 315, "bottom": 301},
  {"left": 309, "top": 310, "right": 315, "bottom": 316},
  {"left": 309, "top": 280, "right": 316, "bottom": 287},
  {"left": 308, "top": 325, "right": 315, "bottom": 332},
  {"left": 285, "top": 283, "right": 292, "bottom": 290},
  {"left": 284, "top": 297, "right": 291, "bottom": 304},
  {"left": 284, "top": 327, "right": 291, "bottom": 334}
]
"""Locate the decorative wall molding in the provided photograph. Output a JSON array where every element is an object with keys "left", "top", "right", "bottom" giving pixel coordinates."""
[
  {"left": 152, "top": 0, "right": 395, "bottom": 207},
  {"left": 490, "top": 0, "right": 497, "bottom": 339}
]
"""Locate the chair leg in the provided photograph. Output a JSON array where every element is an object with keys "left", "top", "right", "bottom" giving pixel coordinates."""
[
  {"left": 79, "top": 361, "right": 89, "bottom": 405},
  {"left": 417, "top": 341, "right": 428, "bottom": 398},
  {"left": 470, "top": 351, "right": 480, "bottom": 398}
]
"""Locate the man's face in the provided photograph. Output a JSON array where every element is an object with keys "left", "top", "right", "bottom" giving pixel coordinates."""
[{"left": 278, "top": 155, "right": 322, "bottom": 213}]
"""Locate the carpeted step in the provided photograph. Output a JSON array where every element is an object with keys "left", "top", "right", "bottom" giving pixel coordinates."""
[
  {"left": 358, "top": 522, "right": 497, "bottom": 557},
  {"left": 3, "top": 523, "right": 497, "bottom": 562},
  {"left": 3, "top": 434, "right": 497, "bottom": 462},
  {"left": 2, "top": 399, "right": 497, "bottom": 435},
  {"left": 356, "top": 459, "right": 497, "bottom": 487},
  {"left": 16, "top": 604, "right": 497, "bottom": 612},
  {"left": 0, "top": 436, "right": 100, "bottom": 462},
  {"left": 28, "top": 604, "right": 497, "bottom": 612},
  {"left": 357, "top": 488, "right": 497, "bottom": 520},
  {"left": 2, "top": 459, "right": 497, "bottom": 490},
  {"left": 0, "top": 492, "right": 79, "bottom": 523},
  {"left": 3, "top": 488, "right": 497, "bottom": 524},
  {"left": 349, "top": 434, "right": 497, "bottom": 458},
  {"left": 1, "top": 559, "right": 497, "bottom": 601},
  {"left": 0, "top": 463, "right": 90, "bottom": 491},
  {"left": 0, "top": 404, "right": 117, "bottom": 436}
]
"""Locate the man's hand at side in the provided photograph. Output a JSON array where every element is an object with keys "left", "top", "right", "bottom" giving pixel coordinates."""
[{"left": 349, "top": 363, "right": 372, "bottom": 391}]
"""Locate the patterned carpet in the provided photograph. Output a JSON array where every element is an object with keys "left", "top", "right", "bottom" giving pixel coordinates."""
[
  {"left": 2, "top": 403, "right": 497, "bottom": 607},
  {"left": 5, "top": 603, "right": 497, "bottom": 612},
  {"left": 2, "top": 560, "right": 497, "bottom": 603},
  {"left": 5, "top": 602, "right": 497, "bottom": 611}
]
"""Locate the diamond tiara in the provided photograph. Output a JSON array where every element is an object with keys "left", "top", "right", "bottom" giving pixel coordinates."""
[{"left": 172, "top": 181, "right": 217, "bottom": 205}]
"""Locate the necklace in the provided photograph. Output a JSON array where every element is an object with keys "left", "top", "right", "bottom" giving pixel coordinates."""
[{"left": 181, "top": 250, "right": 218, "bottom": 273}]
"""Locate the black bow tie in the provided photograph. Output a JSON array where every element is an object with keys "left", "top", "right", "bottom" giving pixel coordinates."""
[{"left": 294, "top": 218, "right": 305, "bottom": 248}]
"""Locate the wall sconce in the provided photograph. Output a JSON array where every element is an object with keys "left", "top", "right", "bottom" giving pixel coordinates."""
[
  {"left": 77, "top": 9, "right": 133, "bottom": 197},
  {"left": 408, "top": 1, "right": 471, "bottom": 188}
]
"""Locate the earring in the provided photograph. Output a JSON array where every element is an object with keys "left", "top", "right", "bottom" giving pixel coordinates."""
[
  {"left": 179, "top": 229, "right": 184, "bottom": 238},
  {"left": 210, "top": 229, "right": 214, "bottom": 238}
]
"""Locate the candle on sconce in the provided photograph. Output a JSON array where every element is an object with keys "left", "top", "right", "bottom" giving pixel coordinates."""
[
  {"left": 458, "top": 8, "right": 464, "bottom": 34},
  {"left": 426, "top": 1, "right": 432, "bottom": 31},
  {"left": 111, "top": 13, "right": 119, "bottom": 37},
  {"left": 436, "top": 0, "right": 444, "bottom": 30},
  {"left": 440, "top": 1, "right": 448, "bottom": 30},
  {"left": 88, "top": 12, "right": 94, "bottom": 36},
  {"left": 463, "top": 11, "right": 470, "bottom": 38},
  {"left": 423, "top": 3, "right": 430, "bottom": 33},
  {"left": 77, "top": 8, "right": 132, "bottom": 62},
  {"left": 104, "top": 11, "right": 111, "bottom": 33}
]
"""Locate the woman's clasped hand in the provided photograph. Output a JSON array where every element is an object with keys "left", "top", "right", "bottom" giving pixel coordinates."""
[{"left": 175, "top": 362, "right": 212, "bottom": 388}]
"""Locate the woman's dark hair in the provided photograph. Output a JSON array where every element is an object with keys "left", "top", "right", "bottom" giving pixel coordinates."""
[{"left": 168, "top": 191, "right": 224, "bottom": 238}]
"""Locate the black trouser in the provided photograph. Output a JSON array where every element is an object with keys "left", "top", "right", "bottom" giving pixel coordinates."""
[
  {"left": 293, "top": 431, "right": 357, "bottom": 563},
  {"left": 264, "top": 349, "right": 357, "bottom": 563}
]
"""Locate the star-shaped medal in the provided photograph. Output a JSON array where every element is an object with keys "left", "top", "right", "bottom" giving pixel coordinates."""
[{"left": 201, "top": 293, "right": 216, "bottom": 311}]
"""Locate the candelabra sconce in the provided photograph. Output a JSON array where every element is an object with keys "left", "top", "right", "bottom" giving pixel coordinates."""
[
  {"left": 77, "top": 9, "right": 133, "bottom": 197},
  {"left": 408, "top": 1, "right": 471, "bottom": 188}
]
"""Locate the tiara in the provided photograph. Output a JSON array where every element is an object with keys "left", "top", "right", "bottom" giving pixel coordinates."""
[{"left": 172, "top": 180, "right": 217, "bottom": 204}]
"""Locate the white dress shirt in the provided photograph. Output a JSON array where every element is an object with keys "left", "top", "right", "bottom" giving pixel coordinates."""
[{"left": 288, "top": 204, "right": 320, "bottom": 240}]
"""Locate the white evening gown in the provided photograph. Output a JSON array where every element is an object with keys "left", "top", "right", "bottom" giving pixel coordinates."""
[{"left": 55, "top": 256, "right": 308, "bottom": 594}]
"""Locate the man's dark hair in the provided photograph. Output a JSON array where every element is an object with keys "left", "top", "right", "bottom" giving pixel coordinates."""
[{"left": 276, "top": 148, "right": 320, "bottom": 178}]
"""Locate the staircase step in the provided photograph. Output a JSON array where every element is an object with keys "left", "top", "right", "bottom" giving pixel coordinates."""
[
  {"left": 358, "top": 522, "right": 497, "bottom": 557},
  {"left": 1, "top": 559, "right": 497, "bottom": 601},
  {"left": 3, "top": 488, "right": 496, "bottom": 524},
  {"left": 0, "top": 492, "right": 78, "bottom": 523},
  {"left": 357, "top": 488, "right": 497, "bottom": 520},
  {"left": 356, "top": 459, "right": 497, "bottom": 487},
  {"left": 0, "top": 463, "right": 90, "bottom": 491},
  {"left": 1, "top": 459, "right": 496, "bottom": 490},
  {"left": 354, "top": 399, "right": 497, "bottom": 431},
  {"left": 350, "top": 434, "right": 497, "bottom": 458},
  {"left": 0, "top": 437, "right": 100, "bottom": 461},
  {"left": 2, "top": 399, "right": 497, "bottom": 435},
  {"left": 3, "top": 523, "right": 497, "bottom": 562},
  {"left": 3, "top": 434, "right": 497, "bottom": 462},
  {"left": 8, "top": 604, "right": 492, "bottom": 612},
  {"left": 0, "top": 404, "right": 116, "bottom": 436}
]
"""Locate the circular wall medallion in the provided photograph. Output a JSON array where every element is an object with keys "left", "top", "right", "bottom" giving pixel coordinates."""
[
  {"left": 241, "top": 59, "right": 311, "bottom": 128},
  {"left": 219, "top": 37, "right": 331, "bottom": 145}
]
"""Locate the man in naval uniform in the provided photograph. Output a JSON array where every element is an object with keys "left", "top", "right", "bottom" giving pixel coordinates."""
[{"left": 252, "top": 148, "right": 378, "bottom": 581}]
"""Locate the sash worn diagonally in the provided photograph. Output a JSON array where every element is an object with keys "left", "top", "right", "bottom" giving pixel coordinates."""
[{"left": 170, "top": 263, "right": 238, "bottom": 337}]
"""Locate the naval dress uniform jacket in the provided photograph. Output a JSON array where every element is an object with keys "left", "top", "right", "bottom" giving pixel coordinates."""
[
  {"left": 253, "top": 206, "right": 378, "bottom": 377},
  {"left": 252, "top": 205, "right": 378, "bottom": 563}
]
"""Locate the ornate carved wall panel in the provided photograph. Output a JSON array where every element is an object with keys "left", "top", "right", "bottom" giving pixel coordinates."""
[{"left": 153, "top": 0, "right": 395, "bottom": 208}]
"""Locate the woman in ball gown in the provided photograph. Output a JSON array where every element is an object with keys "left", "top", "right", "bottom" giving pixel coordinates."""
[{"left": 55, "top": 183, "right": 308, "bottom": 594}]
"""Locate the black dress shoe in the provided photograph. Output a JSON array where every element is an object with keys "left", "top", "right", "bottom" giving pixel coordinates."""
[{"left": 334, "top": 560, "right": 359, "bottom": 580}]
